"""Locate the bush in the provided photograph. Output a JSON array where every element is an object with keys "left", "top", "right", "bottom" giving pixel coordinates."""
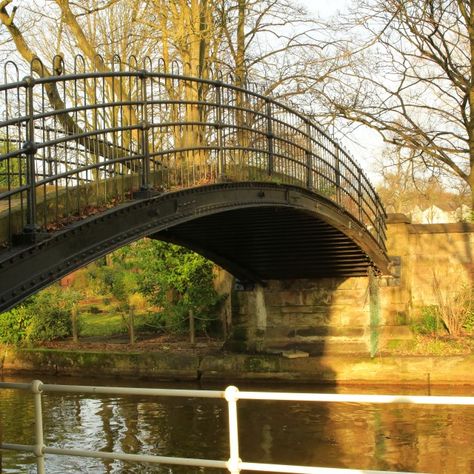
[
  {"left": 413, "top": 306, "right": 442, "bottom": 335},
  {"left": 464, "top": 310, "right": 474, "bottom": 334},
  {"left": 25, "top": 287, "right": 80, "bottom": 342},
  {"left": 432, "top": 272, "right": 473, "bottom": 336},
  {"left": 0, "top": 286, "right": 80, "bottom": 344},
  {"left": 26, "top": 299, "right": 69, "bottom": 342},
  {"left": 0, "top": 305, "right": 32, "bottom": 344}
]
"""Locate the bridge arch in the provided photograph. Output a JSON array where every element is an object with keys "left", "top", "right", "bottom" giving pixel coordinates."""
[
  {"left": 0, "top": 182, "right": 387, "bottom": 312},
  {"left": 0, "top": 57, "right": 389, "bottom": 312}
]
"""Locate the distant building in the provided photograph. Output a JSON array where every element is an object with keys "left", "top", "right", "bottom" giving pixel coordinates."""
[{"left": 409, "top": 204, "right": 471, "bottom": 224}]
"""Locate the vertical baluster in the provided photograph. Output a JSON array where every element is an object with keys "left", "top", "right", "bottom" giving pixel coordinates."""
[
  {"left": 335, "top": 147, "right": 342, "bottom": 205},
  {"left": 40, "top": 82, "right": 47, "bottom": 227},
  {"left": 266, "top": 99, "right": 273, "bottom": 177},
  {"left": 215, "top": 82, "right": 225, "bottom": 181},
  {"left": 305, "top": 121, "right": 312, "bottom": 189},
  {"left": 225, "top": 386, "right": 241, "bottom": 474},
  {"left": 73, "top": 75, "right": 81, "bottom": 214},
  {"left": 31, "top": 380, "right": 45, "bottom": 474},
  {"left": 377, "top": 196, "right": 384, "bottom": 246},
  {"left": 119, "top": 71, "right": 125, "bottom": 200},
  {"left": 137, "top": 70, "right": 151, "bottom": 197},
  {"left": 23, "top": 76, "right": 38, "bottom": 234}
]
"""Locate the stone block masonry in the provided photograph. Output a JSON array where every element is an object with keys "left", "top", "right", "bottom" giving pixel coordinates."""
[
  {"left": 225, "top": 214, "right": 474, "bottom": 356},
  {"left": 381, "top": 215, "right": 474, "bottom": 330},
  {"left": 229, "top": 277, "right": 374, "bottom": 355}
]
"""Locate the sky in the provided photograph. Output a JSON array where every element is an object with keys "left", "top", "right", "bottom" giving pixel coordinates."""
[
  {"left": 297, "top": 0, "right": 384, "bottom": 182},
  {"left": 299, "top": 0, "right": 351, "bottom": 18}
]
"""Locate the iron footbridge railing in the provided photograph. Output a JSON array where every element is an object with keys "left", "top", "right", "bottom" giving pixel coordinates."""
[
  {"left": 0, "top": 56, "right": 386, "bottom": 254},
  {"left": 2, "top": 380, "right": 474, "bottom": 473}
]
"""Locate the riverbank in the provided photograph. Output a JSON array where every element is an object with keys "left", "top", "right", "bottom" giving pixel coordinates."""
[{"left": 2, "top": 341, "right": 474, "bottom": 386}]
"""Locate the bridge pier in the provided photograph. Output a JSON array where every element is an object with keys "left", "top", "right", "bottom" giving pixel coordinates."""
[{"left": 227, "top": 276, "right": 377, "bottom": 356}]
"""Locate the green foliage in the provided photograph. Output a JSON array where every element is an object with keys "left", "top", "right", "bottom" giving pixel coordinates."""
[
  {"left": 25, "top": 287, "right": 80, "bottom": 342},
  {"left": 463, "top": 310, "right": 474, "bottom": 333},
  {"left": 412, "top": 306, "right": 442, "bottom": 335},
  {"left": 0, "top": 286, "right": 80, "bottom": 344},
  {"left": 0, "top": 305, "right": 32, "bottom": 344},
  {"left": 122, "top": 239, "right": 223, "bottom": 333},
  {"left": 89, "top": 265, "right": 137, "bottom": 310},
  {"left": 1, "top": 238, "right": 223, "bottom": 344},
  {"left": 84, "top": 239, "right": 223, "bottom": 335},
  {"left": 0, "top": 139, "right": 22, "bottom": 189},
  {"left": 386, "top": 334, "right": 470, "bottom": 356}
]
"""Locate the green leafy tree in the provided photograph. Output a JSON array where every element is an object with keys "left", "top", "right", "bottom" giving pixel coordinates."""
[
  {"left": 87, "top": 259, "right": 141, "bottom": 343},
  {"left": 122, "top": 239, "right": 222, "bottom": 334}
]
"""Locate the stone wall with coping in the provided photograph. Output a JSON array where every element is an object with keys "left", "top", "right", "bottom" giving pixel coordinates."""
[{"left": 382, "top": 214, "right": 474, "bottom": 324}]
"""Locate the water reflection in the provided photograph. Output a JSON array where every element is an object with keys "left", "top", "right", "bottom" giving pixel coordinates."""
[{"left": 1, "top": 375, "right": 474, "bottom": 473}]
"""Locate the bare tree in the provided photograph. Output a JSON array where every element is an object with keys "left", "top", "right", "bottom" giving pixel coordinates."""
[
  {"left": 375, "top": 144, "right": 470, "bottom": 217},
  {"left": 0, "top": 0, "right": 342, "bottom": 170},
  {"left": 313, "top": 0, "right": 474, "bottom": 208}
]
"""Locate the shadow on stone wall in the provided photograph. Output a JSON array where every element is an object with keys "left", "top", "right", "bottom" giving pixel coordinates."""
[
  {"left": 223, "top": 274, "right": 379, "bottom": 470},
  {"left": 227, "top": 277, "right": 373, "bottom": 357}
]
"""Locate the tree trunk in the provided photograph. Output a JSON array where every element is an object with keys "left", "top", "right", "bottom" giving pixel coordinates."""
[
  {"left": 189, "top": 309, "right": 195, "bottom": 347},
  {"left": 129, "top": 308, "right": 135, "bottom": 346},
  {"left": 468, "top": 171, "right": 474, "bottom": 216},
  {"left": 467, "top": 0, "right": 474, "bottom": 214},
  {"left": 71, "top": 305, "right": 79, "bottom": 344}
]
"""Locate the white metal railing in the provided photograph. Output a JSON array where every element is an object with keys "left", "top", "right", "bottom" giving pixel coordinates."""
[{"left": 2, "top": 381, "right": 474, "bottom": 473}]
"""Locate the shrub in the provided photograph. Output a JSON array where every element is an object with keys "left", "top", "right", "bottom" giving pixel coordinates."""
[
  {"left": 412, "top": 306, "right": 442, "bottom": 335},
  {"left": 25, "top": 287, "right": 80, "bottom": 342},
  {"left": 432, "top": 271, "right": 473, "bottom": 336},
  {"left": 0, "top": 305, "right": 32, "bottom": 344},
  {"left": 463, "top": 310, "right": 474, "bottom": 334},
  {"left": 0, "top": 286, "right": 80, "bottom": 344}
]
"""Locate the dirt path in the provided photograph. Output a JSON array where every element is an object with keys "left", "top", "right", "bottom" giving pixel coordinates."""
[{"left": 39, "top": 334, "right": 224, "bottom": 355}]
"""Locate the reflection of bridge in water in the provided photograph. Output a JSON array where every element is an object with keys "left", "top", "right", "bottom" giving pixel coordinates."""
[{"left": 0, "top": 56, "right": 389, "bottom": 312}]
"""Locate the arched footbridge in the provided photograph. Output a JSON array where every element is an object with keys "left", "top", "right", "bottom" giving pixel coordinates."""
[{"left": 0, "top": 57, "right": 389, "bottom": 312}]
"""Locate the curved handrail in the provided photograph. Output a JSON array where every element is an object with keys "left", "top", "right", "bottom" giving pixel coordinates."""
[{"left": 0, "top": 60, "right": 386, "bottom": 254}]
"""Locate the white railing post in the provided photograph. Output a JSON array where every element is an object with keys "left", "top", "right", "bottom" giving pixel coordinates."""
[
  {"left": 225, "top": 385, "right": 241, "bottom": 474},
  {"left": 31, "top": 380, "right": 45, "bottom": 474}
]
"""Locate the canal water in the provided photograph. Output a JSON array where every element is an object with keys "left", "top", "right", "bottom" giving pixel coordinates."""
[{"left": 1, "top": 375, "right": 473, "bottom": 473}]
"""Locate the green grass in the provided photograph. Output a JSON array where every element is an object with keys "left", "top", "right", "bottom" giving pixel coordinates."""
[
  {"left": 385, "top": 334, "right": 472, "bottom": 356},
  {"left": 79, "top": 310, "right": 159, "bottom": 338}
]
